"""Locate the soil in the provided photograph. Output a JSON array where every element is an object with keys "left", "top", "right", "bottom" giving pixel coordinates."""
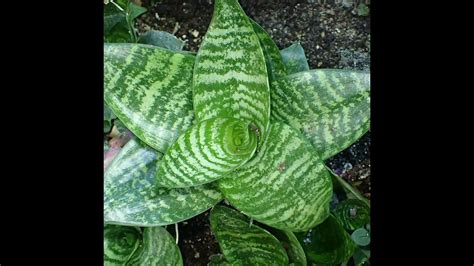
[{"left": 136, "top": 1, "right": 370, "bottom": 264}]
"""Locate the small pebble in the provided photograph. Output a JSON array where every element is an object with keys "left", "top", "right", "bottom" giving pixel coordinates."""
[{"left": 194, "top": 252, "right": 200, "bottom": 258}]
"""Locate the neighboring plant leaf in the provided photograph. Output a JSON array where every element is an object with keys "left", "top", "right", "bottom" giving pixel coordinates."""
[
  {"left": 104, "top": 120, "right": 113, "bottom": 133},
  {"left": 156, "top": 117, "right": 258, "bottom": 188},
  {"left": 219, "top": 121, "right": 332, "bottom": 232},
  {"left": 104, "top": 3, "right": 127, "bottom": 35},
  {"left": 280, "top": 43, "right": 310, "bottom": 74},
  {"left": 210, "top": 205, "right": 289, "bottom": 265},
  {"left": 271, "top": 69, "right": 370, "bottom": 160},
  {"left": 357, "top": 3, "right": 370, "bottom": 16},
  {"left": 353, "top": 247, "right": 370, "bottom": 266},
  {"left": 327, "top": 167, "right": 370, "bottom": 207},
  {"left": 351, "top": 228, "right": 370, "bottom": 246},
  {"left": 128, "top": 2, "right": 146, "bottom": 21},
  {"left": 296, "top": 215, "right": 356, "bottom": 264},
  {"left": 104, "top": 225, "right": 141, "bottom": 265},
  {"left": 333, "top": 199, "right": 370, "bottom": 231},
  {"left": 193, "top": 0, "right": 271, "bottom": 146},
  {"left": 104, "top": 43, "right": 195, "bottom": 153},
  {"left": 138, "top": 30, "right": 185, "bottom": 51},
  {"left": 104, "top": 102, "right": 116, "bottom": 133},
  {"left": 104, "top": 138, "right": 223, "bottom": 226},
  {"left": 267, "top": 229, "right": 307, "bottom": 266},
  {"left": 250, "top": 19, "right": 287, "bottom": 81},
  {"left": 127, "top": 226, "right": 183, "bottom": 265}
]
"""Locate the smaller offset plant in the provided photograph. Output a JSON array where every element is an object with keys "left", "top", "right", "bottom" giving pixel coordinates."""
[{"left": 104, "top": 0, "right": 370, "bottom": 265}]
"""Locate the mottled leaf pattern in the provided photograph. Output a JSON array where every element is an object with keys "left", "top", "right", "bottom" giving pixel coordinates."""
[
  {"left": 334, "top": 199, "right": 370, "bottom": 231},
  {"left": 250, "top": 19, "right": 287, "bottom": 81},
  {"left": 210, "top": 205, "right": 289, "bottom": 265},
  {"left": 280, "top": 43, "right": 310, "bottom": 74},
  {"left": 219, "top": 122, "right": 332, "bottom": 231},
  {"left": 271, "top": 69, "right": 370, "bottom": 160},
  {"left": 296, "top": 214, "right": 356, "bottom": 264},
  {"left": 104, "top": 138, "right": 223, "bottom": 226},
  {"left": 104, "top": 225, "right": 141, "bottom": 265},
  {"left": 193, "top": 0, "right": 271, "bottom": 145},
  {"left": 127, "top": 227, "right": 183, "bottom": 266},
  {"left": 156, "top": 117, "right": 257, "bottom": 188},
  {"left": 104, "top": 43, "right": 195, "bottom": 153}
]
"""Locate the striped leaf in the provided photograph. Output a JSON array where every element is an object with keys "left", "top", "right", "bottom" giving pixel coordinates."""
[
  {"left": 104, "top": 138, "right": 223, "bottom": 226},
  {"left": 104, "top": 225, "right": 142, "bottom": 265},
  {"left": 268, "top": 229, "right": 307, "bottom": 266},
  {"left": 219, "top": 121, "right": 333, "bottom": 232},
  {"left": 250, "top": 19, "right": 287, "bottom": 81},
  {"left": 193, "top": 0, "right": 271, "bottom": 146},
  {"left": 333, "top": 199, "right": 370, "bottom": 231},
  {"left": 296, "top": 215, "right": 356, "bottom": 264},
  {"left": 210, "top": 205, "right": 289, "bottom": 265},
  {"left": 156, "top": 117, "right": 258, "bottom": 188},
  {"left": 271, "top": 69, "right": 370, "bottom": 160},
  {"left": 280, "top": 43, "right": 309, "bottom": 74},
  {"left": 104, "top": 43, "right": 195, "bottom": 153},
  {"left": 127, "top": 226, "right": 183, "bottom": 266}
]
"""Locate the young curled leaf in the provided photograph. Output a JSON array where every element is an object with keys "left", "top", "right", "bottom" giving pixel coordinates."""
[
  {"left": 156, "top": 117, "right": 258, "bottom": 188},
  {"left": 333, "top": 199, "right": 370, "bottom": 231},
  {"left": 104, "top": 225, "right": 141, "bottom": 265}
]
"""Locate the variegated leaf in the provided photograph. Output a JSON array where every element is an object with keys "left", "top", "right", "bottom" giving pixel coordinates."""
[
  {"left": 268, "top": 229, "right": 307, "bottom": 266},
  {"left": 193, "top": 0, "right": 271, "bottom": 146},
  {"left": 104, "top": 225, "right": 141, "bottom": 265},
  {"left": 138, "top": 30, "right": 185, "bottom": 51},
  {"left": 104, "top": 43, "right": 195, "bottom": 153},
  {"left": 219, "top": 121, "right": 333, "bottom": 232},
  {"left": 104, "top": 138, "right": 223, "bottom": 226},
  {"left": 333, "top": 199, "right": 370, "bottom": 231},
  {"left": 156, "top": 117, "right": 258, "bottom": 188},
  {"left": 271, "top": 69, "right": 370, "bottom": 160},
  {"left": 210, "top": 205, "right": 289, "bottom": 265},
  {"left": 280, "top": 42, "right": 310, "bottom": 74},
  {"left": 127, "top": 226, "right": 183, "bottom": 266},
  {"left": 250, "top": 19, "right": 287, "bottom": 81},
  {"left": 296, "top": 215, "right": 356, "bottom": 264}
]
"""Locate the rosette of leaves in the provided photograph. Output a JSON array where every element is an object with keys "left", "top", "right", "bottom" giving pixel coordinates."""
[{"left": 104, "top": 0, "right": 370, "bottom": 263}]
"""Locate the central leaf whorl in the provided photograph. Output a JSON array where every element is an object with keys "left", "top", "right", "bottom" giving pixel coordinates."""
[{"left": 156, "top": 117, "right": 258, "bottom": 188}]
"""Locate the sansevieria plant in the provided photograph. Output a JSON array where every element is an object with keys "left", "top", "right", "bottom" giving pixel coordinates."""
[{"left": 104, "top": 0, "right": 370, "bottom": 265}]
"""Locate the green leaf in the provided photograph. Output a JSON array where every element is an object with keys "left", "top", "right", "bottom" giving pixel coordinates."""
[
  {"left": 104, "top": 102, "right": 116, "bottom": 133},
  {"left": 104, "top": 43, "right": 195, "bottom": 153},
  {"left": 357, "top": 3, "right": 370, "bottom": 17},
  {"left": 351, "top": 228, "right": 370, "bottom": 246},
  {"left": 280, "top": 43, "right": 309, "bottom": 74},
  {"left": 138, "top": 30, "right": 185, "bottom": 51},
  {"left": 271, "top": 69, "right": 370, "bottom": 160},
  {"left": 333, "top": 199, "right": 370, "bottom": 231},
  {"left": 156, "top": 117, "right": 258, "bottom": 188},
  {"left": 127, "top": 226, "right": 183, "bottom": 265},
  {"left": 193, "top": 0, "right": 271, "bottom": 146},
  {"left": 104, "top": 4, "right": 126, "bottom": 35},
  {"left": 268, "top": 229, "right": 307, "bottom": 266},
  {"left": 219, "top": 121, "right": 332, "bottom": 232},
  {"left": 296, "top": 215, "right": 356, "bottom": 264},
  {"left": 104, "top": 225, "right": 141, "bottom": 265},
  {"left": 353, "top": 247, "right": 370, "bottom": 266},
  {"left": 327, "top": 167, "right": 370, "bottom": 207},
  {"left": 128, "top": 2, "right": 146, "bottom": 21},
  {"left": 104, "top": 138, "right": 223, "bottom": 226},
  {"left": 250, "top": 19, "right": 287, "bottom": 81},
  {"left": 210, "top": 205, "right": 289, "bottom": 265}
]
